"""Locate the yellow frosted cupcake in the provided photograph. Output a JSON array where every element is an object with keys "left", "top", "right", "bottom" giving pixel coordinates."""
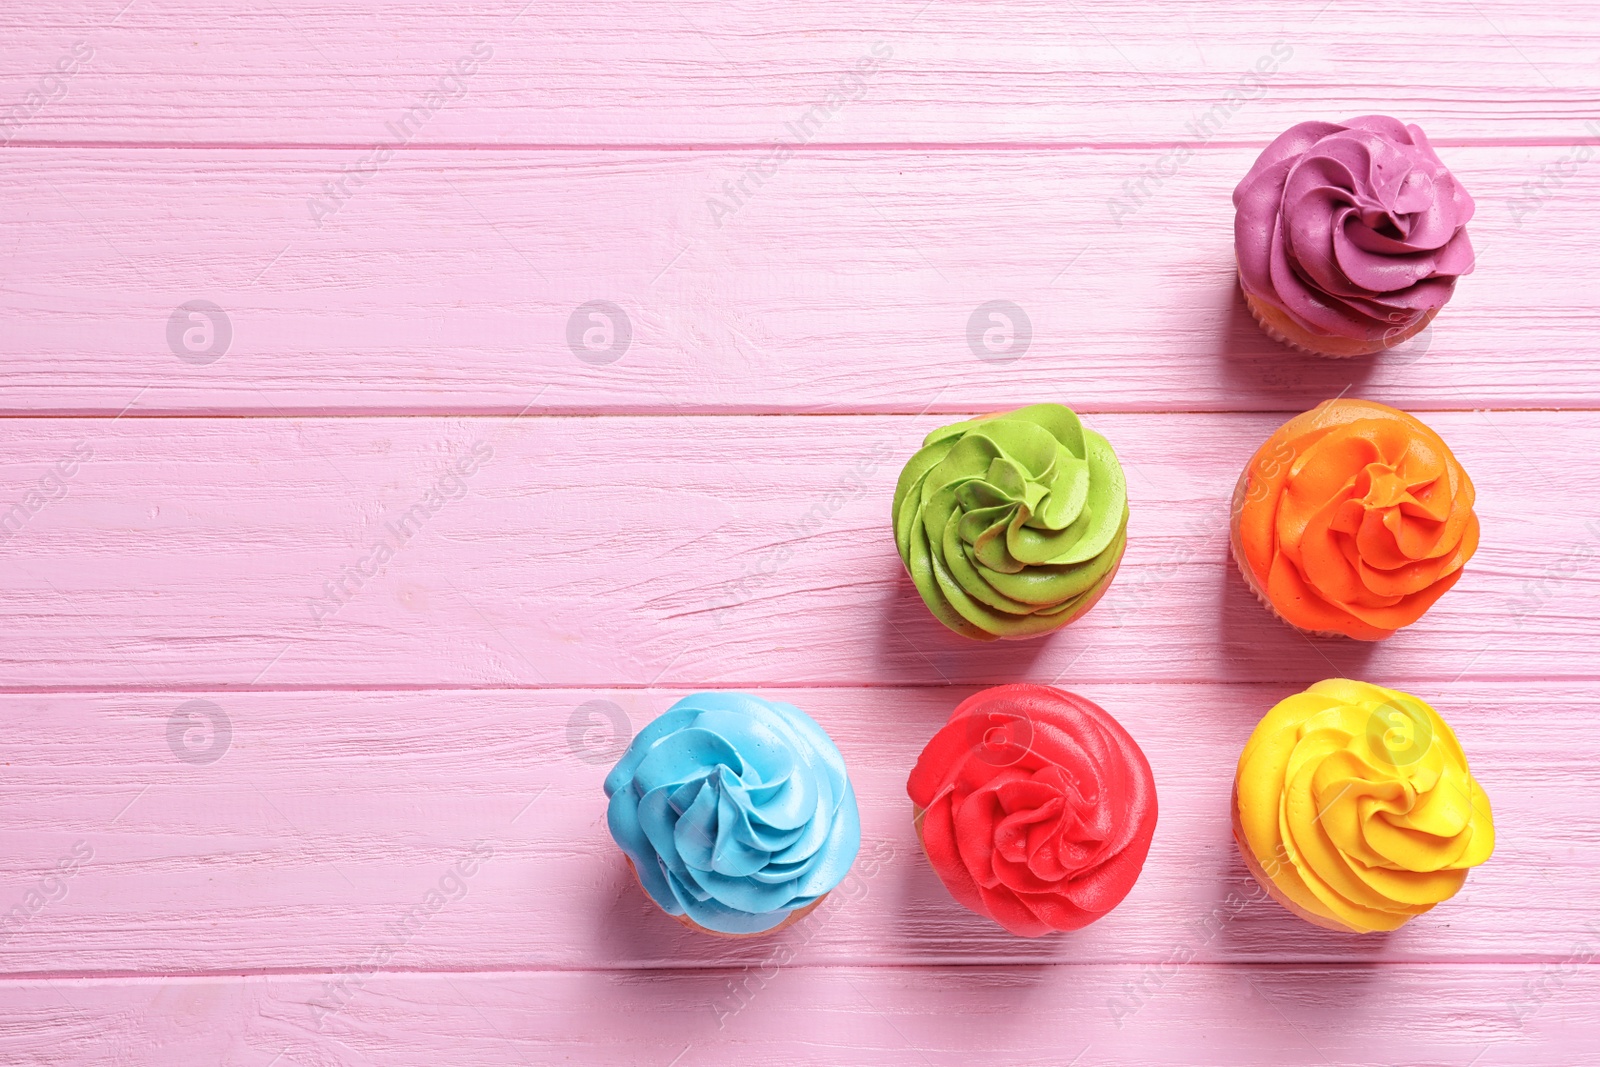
[{"left": 1232, "top": 679, "right": 1493, "bottom": 933}]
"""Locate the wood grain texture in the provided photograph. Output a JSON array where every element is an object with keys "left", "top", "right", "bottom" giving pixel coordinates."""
[
  {"left": 6, "top": 1, "right": 1600, "bottom": 1061},
  {"left": 2, "top": 1, "right": 1599, "bottom": 144},
  {"left": 0, "top": 966, "right": 1594, "bottom": 1066},
  {"left": 0, "top": 413, "right": 1594, "bottom": 690},
  {"left": 0, "top": 684, "right": 1591, "bottom": 976},
  {"left": 1, "top": 145, "right": 1597, "bottom": 415}
]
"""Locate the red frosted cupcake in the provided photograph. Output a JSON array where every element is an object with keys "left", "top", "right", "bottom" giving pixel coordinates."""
[{"left": 907, "top": 684, "right": 1157, "bottom": 936}]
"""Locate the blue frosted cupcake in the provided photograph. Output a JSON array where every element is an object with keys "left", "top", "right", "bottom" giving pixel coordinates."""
[{"left": 604, "top": 691, "right": 862, "bottom": 936}]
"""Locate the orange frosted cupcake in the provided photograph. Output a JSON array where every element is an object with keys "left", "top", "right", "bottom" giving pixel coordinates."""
[{"left": 1230, "top": 399, "right": 1478, "bottom": 640}]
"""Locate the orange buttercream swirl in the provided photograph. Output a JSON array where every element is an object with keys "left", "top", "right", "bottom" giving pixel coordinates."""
[{"left": 1232, "top": 399, "right": 1478, "bottom": 640}]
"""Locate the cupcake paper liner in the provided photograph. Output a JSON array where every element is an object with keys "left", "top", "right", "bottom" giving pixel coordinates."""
[
  {"left": 1242, "top": 283, "right": 1436, "bottom": 360},
  {"left": 625, "top": 857, "right": 828, "bottom": 939},
  {"left": 1230, "top": 783, "right": 1363, "bottom": 934}
]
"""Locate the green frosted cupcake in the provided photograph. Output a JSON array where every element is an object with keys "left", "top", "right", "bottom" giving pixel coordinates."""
[{"left": 891, "top": 404, "right": 1128, "bottom": 641}]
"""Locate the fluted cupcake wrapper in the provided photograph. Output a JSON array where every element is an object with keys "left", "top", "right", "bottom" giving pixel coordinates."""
[
  {"left": 1241, "top": 282, "right": 1437, "bottom": 360},
  {"left": 624, "top": 857, "right": 828, "bottom": 938},
  {"left": 1229, "top": 785, "right": 1364, "bottom": 934}
]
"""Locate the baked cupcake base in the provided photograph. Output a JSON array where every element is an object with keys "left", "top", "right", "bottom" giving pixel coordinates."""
[
  {"left": 1229, "top": 784, "right": 1362, "bottom": 934},
  {"left": 626, "top": 858, "right": 826, "bottom": 938},
  {"left": 1243, "top": 284, "right": 1437, "bottom": 359}
]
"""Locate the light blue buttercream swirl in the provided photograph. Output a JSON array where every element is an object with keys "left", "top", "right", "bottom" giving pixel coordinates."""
[{"left": 604, "top": 691, "right": 862, "bottom": 934}]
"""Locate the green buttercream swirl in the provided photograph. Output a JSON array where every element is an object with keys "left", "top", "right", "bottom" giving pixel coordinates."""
[{"left": 891, "top": 404, "right": 1129, "bottom": 641}]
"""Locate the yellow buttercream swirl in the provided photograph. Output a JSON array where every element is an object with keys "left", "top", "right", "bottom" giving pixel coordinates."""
[{"left": 1234, "top": 679, "right": 1493, "bottom": 933}]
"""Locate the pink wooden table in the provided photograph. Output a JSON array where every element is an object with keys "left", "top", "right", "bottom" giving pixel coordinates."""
[{"left": 3, "top": 2, "right": 1598, "bottom": 1063}]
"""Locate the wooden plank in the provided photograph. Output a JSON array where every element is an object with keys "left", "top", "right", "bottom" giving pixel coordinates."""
[
  {"left": 0, "top": 412, "right": 1594, "bottom": 690},
  {"left": 0, "top": 965, "right": 1593, "bottom": 1065},
  {"left": 2, "top": 1, "right": 1599, "bottom": 144},
  {"left": 1, "top": 146, "right": 1598, "bottom": 415},
  {"left": 0, "top": 683, "right": 1590, "bottom": 974},
  {"left": 3, "top": 3, "right": 1596, "bottom": 1060}
]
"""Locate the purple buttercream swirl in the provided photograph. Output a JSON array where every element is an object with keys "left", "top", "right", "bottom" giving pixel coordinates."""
[{"left": 1233, "top": 116, "right": 1475, "bottom": 344}]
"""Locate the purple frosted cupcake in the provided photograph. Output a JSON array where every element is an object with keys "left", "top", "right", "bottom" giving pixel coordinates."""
[{"left": 1233, "top": 116, "right": 1475, "bottom": 357}]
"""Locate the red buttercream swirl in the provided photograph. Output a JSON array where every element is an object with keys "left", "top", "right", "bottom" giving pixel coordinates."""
[{"left": 907, "top": 684, "right": 1158, "bottom": 936}]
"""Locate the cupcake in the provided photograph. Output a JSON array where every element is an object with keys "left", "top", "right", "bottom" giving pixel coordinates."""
[
  {"left": 907, "top": 684, "right": 1157, "bottom": 936},
  {"left": 1233, "top": 679, "right": 1494, "bottom": 933},
  {"left": 1231, "top": 398, "right": 1478, "bottom": 640},
  {"left": 1234, "top": 116, "right": 1475, "bottom": 357},
  {"left": 892, "top": 404, "right": 1128, "bottom": 640},
  {"left": 604, "top": 692, "right": 861, "bottom": 936}
]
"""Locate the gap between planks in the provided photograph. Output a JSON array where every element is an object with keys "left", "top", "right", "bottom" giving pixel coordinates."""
[
  {"left": 3, "top": 407, "right": 1599, "bottom": 419},
  {"left": 7, "top": 137, "right": 1600, "bottom": 151},
  {"left": 1, "top": 960, "right": 1594, "bottom": 985}
]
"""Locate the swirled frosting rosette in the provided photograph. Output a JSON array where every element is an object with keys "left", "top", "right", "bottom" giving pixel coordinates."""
[
  {"left": 1233, "top": 679, "right": 1494, "bottom": 933},
  {"left": 1231, "top": 398, "right": 1478, "bottom": 640},
  {"left": 1234, "top": 115, "right": 1476, "bottom": 357},
  {"left": 892, "top": 404, "right": 1128, "bottom": 641},
  {"left": 604, "top": 692, "right": 861, "bottom": 936},
  {"left": 907, "top": 684, "right": 1157, "bottom": 936}
]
